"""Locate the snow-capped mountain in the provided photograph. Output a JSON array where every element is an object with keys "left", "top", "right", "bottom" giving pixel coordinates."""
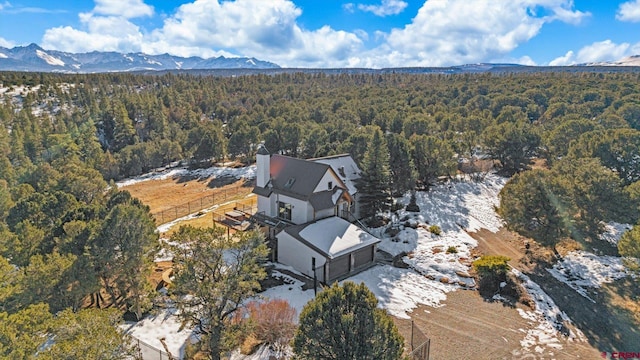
[{"left": 0, "top": 43, "right": 280, "bottom": 73}]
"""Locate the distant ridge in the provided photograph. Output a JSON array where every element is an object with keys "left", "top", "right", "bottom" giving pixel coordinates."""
[
  {"left": 582, "top": 55, "right": 640, "bottom": 67},
  {"left": 0, "top": 43, "right": 280, "bottom": 73}
]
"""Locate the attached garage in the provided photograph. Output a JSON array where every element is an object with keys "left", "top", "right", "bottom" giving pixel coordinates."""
[
  {"left": 328, "top": 255, "right": 351, "bottom": 281},
  {"left": 353, "top": 246, "right": 375, "bottom": 268},
  {"left": 276, "top": 217, "right": 380, "bottom": 284}
]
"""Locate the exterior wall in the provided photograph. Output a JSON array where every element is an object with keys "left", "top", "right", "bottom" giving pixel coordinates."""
[
  {"left": 277, "top": 232, "right": 327, "bottom": 282},
  {"left": 313, "top": 171, "right": 341, "bottom": 193},
  {"left": 256, "top": 153, "right": 270, "bottom": 188},
  {"left": 275, "top": 194, "right": 311, "bottom": 224},
  {"left": 257, "top": 196, "right": 272, "bottom": 217},
  {"left": 314, "top": 206, "right": 335, "bottom": 221}
]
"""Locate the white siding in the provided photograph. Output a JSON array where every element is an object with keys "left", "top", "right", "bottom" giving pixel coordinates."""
[
  {"left": 276, "top": 194, "right": 311, "bottom": 224},
  {"left": 313, "top": 171, "right": 341, "bottom": 193},
  {"left": 257, "top": 196, "right": 272, "bottom": 217},
  {"left": 277, "top": 232, "right": 327, "bottom": 282},
  {"left": 314, "top": 207, "right": 334, "bottom": 220}
]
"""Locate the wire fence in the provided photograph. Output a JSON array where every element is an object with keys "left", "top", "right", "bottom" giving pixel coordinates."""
[
  {"left": 409, "top": 321, "right": 430, "bottom": 360},
  {"left": 152, "top": 185, "right": 251, "bottom": 225}
]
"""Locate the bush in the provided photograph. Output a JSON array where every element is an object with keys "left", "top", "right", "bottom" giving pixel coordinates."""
[
  {"left": 472, "top": 255, "right": 511, "bottom": 296},
  {"left": 244, "top": 299, "right": 297, "bottom": 353},
  {"left": 446, "top": 246, "right": 457, "bottom": 254},
  {"left": 429, "top": 225, "right": 441, "bottom": 235}
]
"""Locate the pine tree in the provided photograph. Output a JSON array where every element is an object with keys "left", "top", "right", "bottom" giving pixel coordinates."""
[
  {"left": 386, "top": 133, "right": 415, "bottom": 196},
  {"left": 293, "top": 282, "right": 404, "bottom": 360},
  {"left": 356, "top": 129, "right": 392, "bottom": 222},
  {"left": 170, "top": 226, "right": 268, "bottom": 360}
]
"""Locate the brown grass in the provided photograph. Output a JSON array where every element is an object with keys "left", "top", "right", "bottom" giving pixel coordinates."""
[{"left": 121, "top": 176, "right": 253, "bottom": 215}]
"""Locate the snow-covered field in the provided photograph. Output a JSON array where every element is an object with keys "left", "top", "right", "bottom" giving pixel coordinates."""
[
  {"left": 115, "top": 163, "right": 256, "bottom": 188},
  {"left": 124, "top": 168, "right": 633, "bottom": 359}
]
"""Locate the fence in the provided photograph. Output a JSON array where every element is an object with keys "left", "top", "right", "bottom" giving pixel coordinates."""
[
  {"left": 132, "top": 336, "right": 174, "bottom": 360},
  {"left": 409, "top": 321, "right": 430, "bottom": 360},
  {"left": 152, "top": 185, "right": 251, "bottom": 225}
]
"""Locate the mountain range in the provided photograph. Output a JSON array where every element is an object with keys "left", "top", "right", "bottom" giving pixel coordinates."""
[
  {"left": 0, "top": 43, "right": 280, "bottom": 73},
  {"left": 0, "top": 43, "right": 639, "bottom": 74}
]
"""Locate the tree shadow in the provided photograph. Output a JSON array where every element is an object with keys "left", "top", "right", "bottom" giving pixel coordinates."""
[{"left": 527, "top": 264, "right": 640, "bottom": 351}]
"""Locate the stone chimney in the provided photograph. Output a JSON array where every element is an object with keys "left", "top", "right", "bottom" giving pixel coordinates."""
[{"left": 256, "top": 144, "right": 270, "bottom": 188}]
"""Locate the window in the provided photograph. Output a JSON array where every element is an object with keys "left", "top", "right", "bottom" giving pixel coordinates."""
[
  {"left": 278, "top": 201, "right": 292, "bottom": 221},
  {"left": 328, "top": 181, "right": 333, "bottom": 190}
]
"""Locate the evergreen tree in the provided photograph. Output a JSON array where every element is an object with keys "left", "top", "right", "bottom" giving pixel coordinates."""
[
  {"left": 410, "top": 134, "right": 456, "bottom": 189},
  {"left": 618, "top": 225, "right": 640, "bottom": 272},
  {"left": 93, "top": 200, "right": 158, "bottom": 320},
  {"left": 498, "top": 170, "right": 568, "bottom": 250},
  {"left": 386, "top": 133, "right": 415, "bottom": 196},
  {"left": 356, "top": 129, "right": 391, "bottom": 221},
  {"left": 170, "top": 226, "right": 268, "bottom": 360},
  {"left": 293, "top": 282, "right": 404, "bottom": 360},
  {"left": 482, "top": 121, "right": 540, "bottom": 175}
]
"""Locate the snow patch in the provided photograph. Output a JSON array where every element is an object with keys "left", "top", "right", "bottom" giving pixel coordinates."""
[
  {"left": 36, "top": 49, "right": 65, "bottom": 66},
  {"left": 0, "top": 52, "right": 7, "bottom": 59},
  {"left": 512, "top": 269, "right": 585, "bottom": 353},
  {"left": 116, "top": 164, "right": 256, "bottom": 188},
  {"left": 599, "top": 222, "right": 632, "bottom": 246},
  {"left": 547, "top": 251, "right": 630, "bottom": 302}
]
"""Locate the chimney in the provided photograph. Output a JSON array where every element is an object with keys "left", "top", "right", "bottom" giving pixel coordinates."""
[{"left": 256, "top": 144, "right": 270, "bottom": 188}]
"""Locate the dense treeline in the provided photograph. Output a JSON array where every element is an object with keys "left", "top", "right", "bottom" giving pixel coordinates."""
[{"left": 1, "top": 70, "right": 640, "bottom": 354}]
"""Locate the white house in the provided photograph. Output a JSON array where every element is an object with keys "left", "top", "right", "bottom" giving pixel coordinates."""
[{"left": 252, "top": 145, "right": 379, "bottom": 283}]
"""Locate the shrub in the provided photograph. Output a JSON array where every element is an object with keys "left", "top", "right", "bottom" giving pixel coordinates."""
[
  {"left": 244, "top": 299, "right": 297, "bottom": 353},
  {"left": 446, "top": 246, "right": 457, "bottom": 254},
  {"left": 472, "top": 255, "right": 511, "bottom": 295},
  {"left": 429, "top": 225, "right": 441, "bottom": 235}
]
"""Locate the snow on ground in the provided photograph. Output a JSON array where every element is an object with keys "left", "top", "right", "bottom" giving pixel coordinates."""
[
  {"left": 547, "top": 252, "right": 630, "bottom": 303},
  {"left": 370, "top": 174, "right": 506, "bottom": 314},
  {"left": 547, "top": 222, "right": 633, "bottom": 302},
  {"left": 512, "top": 268, "right": 585, "bottom": 354},
  {"left": 348, "top": 265, "right": 452, "bottom": 319},
  {"left": 600, "top": 222, "right": 632, "bottom": 246},
  {"left": 123, "top": 307, "right": 196, "bottom": 359},
  {"left": 116, "top": 164, "right": 256, "bottom": 188}
]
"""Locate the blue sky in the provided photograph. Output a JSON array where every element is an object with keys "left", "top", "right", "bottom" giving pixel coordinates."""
[{"left": 0, "top": 0, "right": 639, "bottom": 68}]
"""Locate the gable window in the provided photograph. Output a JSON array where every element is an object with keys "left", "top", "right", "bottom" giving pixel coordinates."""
[
  {"left": 278, "top": 201, "right": 292, "bottom": 221},
  {"left": 328, "top": 181, "right": 333, "bottom": 190}
]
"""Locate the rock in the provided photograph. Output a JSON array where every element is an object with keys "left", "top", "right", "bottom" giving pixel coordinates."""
[{"left": 455, "top": 270, "right": 472, "bottom": 278}]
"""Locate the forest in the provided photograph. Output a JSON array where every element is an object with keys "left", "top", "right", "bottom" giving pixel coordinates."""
[{"left": 1, "top": 70, "right": 640, "bottom": 356}]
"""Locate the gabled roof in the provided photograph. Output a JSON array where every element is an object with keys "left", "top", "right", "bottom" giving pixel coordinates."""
[
  {"left": 269, "top": 154, "right": 348, "bottom": 201},
  {"left": 283, "top": 217, "right": 380, "bottom": 259},
  {"left": 309, "top": 187, "right": 345, "bottom": 211},
  {"left": 311, "top": 154, "right": 361, "bottom": 196}
]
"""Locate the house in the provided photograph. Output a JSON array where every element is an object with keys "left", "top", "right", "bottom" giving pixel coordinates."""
[{"left": 252, "top": 145, "right": 380, "bottom": 283}]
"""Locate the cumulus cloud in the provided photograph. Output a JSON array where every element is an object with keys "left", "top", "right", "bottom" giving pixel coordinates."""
[
  {"left": 358, "top": 0, "right": 408, "bottom": 17},
  {"left": 549, "top": 40, "right": 640, "bottom": 65},
  {"left": 93, "top": 0, "right": 153, "bottom": 18},
  {"left": 146, "top": 0, "right": 362, "bottom": 67},
  {"left": 41, "top": 0, "right": 153, "bottom": 53},
  {"left": 617, "top": 0, "right": 640, "bottom": 22},
  {"left": 356, "top": 0, "right": 589, "bottom": 67},
  {"left": 37, "top": 0, "right": 592, "bottom": 67}
]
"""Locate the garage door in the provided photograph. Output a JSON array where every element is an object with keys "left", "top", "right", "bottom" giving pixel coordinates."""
[
  {"left": 328, "top": 255, "right": 350, "bottom": 281},
  {"left": 353, "top": 246, "right": 374, "bottom": 268}
]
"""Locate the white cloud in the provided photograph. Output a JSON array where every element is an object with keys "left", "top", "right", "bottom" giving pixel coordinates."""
[
  {"left": 0, "top": 36, "right": 15, "bottom": 48},
  {"left": 356, "top": 0, "right": 589, "bottom": 67},
  {"left": 93, "top": 0, "right": 153, "bottom": 18},
  {"left": 549, "top": 40, "right": 640, "bottom": 65},
  {"left": 357, "top": 0, "right": 408, "bottom": 17},
  {"left": 37, "top": 0, "right": 591, "bottom": 68},
  {"left": 617, "top": 0, "right": 640, "bottom": 22},
  {"left": 146, "top": 0, "right": 362, "bottom": 67}
]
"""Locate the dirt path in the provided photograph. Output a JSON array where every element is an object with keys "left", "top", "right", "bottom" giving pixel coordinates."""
[{"left": 470, "top": 227, "right": 639, "bottom": 356}]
